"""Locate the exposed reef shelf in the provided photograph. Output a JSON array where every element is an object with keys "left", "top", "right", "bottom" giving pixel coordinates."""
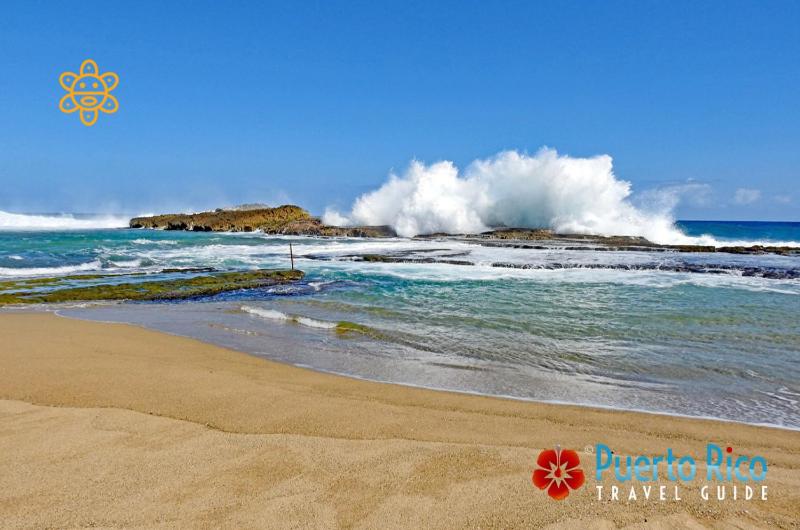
[
  {"left": 488, "top": 262, "right": 800, "bottom": 279},
  {"left": 304, "top": 251, "right": 799, "bottom": 280},
  {"left": 0, "top": 269, "right": 304, "bottom": 305},
  {"left": 465, "top": 237, "right": 800, "bottom": 257}
]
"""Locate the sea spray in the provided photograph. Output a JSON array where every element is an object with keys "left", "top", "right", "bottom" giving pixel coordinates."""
[{"left": 324, "top": 148, "right": 699, "bottom": 245}]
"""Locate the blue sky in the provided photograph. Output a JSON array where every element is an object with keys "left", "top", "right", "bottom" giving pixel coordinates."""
[{"left": 0, "top": 0, "right": 798, "bottom": 220}]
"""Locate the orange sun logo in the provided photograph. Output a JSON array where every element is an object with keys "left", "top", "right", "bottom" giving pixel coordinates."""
[
  {"left": 532, "top": 446, "right": 586, "bottom": 500},
  {"left": 59, "top": 59, "right": 119, "bottom": 126}
]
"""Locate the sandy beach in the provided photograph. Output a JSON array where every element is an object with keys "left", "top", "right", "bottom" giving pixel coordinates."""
[{"left": 0, "top": 312, "right": 798, "bottom": 529}]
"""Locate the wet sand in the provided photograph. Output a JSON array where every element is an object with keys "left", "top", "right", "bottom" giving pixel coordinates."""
[{"left": 0, "top": 312, "right": 797, "bottom": 528}]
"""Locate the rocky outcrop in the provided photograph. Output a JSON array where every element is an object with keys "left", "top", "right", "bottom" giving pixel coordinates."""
[
  {"left": 278, "top": 218, "right": 396, "bottom": 238},
  {"left": 129, "top": 205, "right": 311, "bottom": 232},
  {"left": 129, "top": 205, "right": 396, "bottom": 237}
]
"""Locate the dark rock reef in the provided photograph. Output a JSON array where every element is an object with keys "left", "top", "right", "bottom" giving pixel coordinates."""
[
  {"left": 304, "top": 250, "right": 800, "bottom": 280},
  {"left": 461, "top": 229, "right": 798, "bottom": 256}
]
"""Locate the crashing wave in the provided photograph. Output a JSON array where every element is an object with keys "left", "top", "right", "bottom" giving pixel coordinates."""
[{"left": 324, "top": 148, "right": 783, "bottom": 246}]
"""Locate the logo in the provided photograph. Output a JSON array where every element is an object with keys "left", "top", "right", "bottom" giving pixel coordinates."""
[
  {"left": 532, "top": 442, "right": 769, "bottom": 502},
  {"left": 595, "top": 443, "right": 768, "bottom": 502},
  {"left": 532, "top": 445, "right": 586, "bottom": 500},
  {"left": 59, "top": 59, "right": 119, "bottom": 126}
]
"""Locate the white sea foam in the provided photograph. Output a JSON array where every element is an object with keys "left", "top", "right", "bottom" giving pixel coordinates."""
[
  {"left": 241, "top": 306, "right": 290, "bottom": 321},
  {"left": 324, "top": 148, "right": 799, "bottom": 247},
  {"left": 132, "top": 238, "right": 178, "bottom": 245},
  {"left": 241, "top": 305, "right": 337, "bottom": 329},
  {"left": 295, "top": 316, "right": 338, "bottom": 329},
  {"left": 308, "top": 280, "right": 335, "bottom": 291},
  {"left": 0, "top": 260, "right": 103, "bottom": 277},
  {"left": 107, "top": 259, "right": 142, "bottom": 268},
  {"left": 0, "top": 211, "right": 128, "bottom": 230}
]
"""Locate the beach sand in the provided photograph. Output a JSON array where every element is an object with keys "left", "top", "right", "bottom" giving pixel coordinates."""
[{"left": 0, "top": 312, "right": 797, "bottom": 529}]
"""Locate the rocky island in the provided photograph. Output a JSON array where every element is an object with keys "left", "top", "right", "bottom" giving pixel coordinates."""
[{"left": 129, "top": 205, "right": 395, "bottom": 237}]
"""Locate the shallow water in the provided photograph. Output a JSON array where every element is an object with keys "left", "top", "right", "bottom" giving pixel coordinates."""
[{"left": 2, "top": 224, "right": 799, "bottom": 428}]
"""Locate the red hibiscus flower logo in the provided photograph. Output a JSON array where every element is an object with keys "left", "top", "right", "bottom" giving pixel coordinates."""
[{"left": 532, "top": 446, "right": 586, "bottom": 500}]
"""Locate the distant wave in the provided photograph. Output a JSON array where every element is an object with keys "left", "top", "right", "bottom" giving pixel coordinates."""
[
  {"left": 324, "top": 148, "right": 799, "bottom": 247},
  {"left": 0, "top": 210, "right": 128, "bottom": 230}
]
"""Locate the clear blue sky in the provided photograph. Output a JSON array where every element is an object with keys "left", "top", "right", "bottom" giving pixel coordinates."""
[{"left": 1, "top": 0, "right": 798, "bottom": 220}]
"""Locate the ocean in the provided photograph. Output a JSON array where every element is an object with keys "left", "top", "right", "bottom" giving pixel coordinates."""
[{"left": 1, "top": 215, "right": 799, "bottom": 428}]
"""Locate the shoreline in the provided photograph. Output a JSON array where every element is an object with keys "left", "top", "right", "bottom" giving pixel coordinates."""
[
  {"left": 6, "top": 304, "right": 800, "bottom": 432},
  {"left": 1, "top": 312, "right": 799, "bottom": 528}
]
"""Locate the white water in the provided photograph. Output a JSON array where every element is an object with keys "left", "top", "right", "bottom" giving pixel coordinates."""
[
  {"left": 241, "top": 305, "right": 337, "bottom": 329},
  {"left": 0, "top": 260, "right": 103, "bottom": 277},
  {"left": 324, "top": 148, "right": 797, "bottom": 247},
  {"left": 0, "top": 211, "right": 128, "bottom": 230},
  {"left": 132, "top": 238, "right": 178, "bottom": 245},
  {"left": 2, "top": 232, "right": 797, "bottom": 294}
]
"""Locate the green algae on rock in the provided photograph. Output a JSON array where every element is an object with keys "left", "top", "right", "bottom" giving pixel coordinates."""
[
  {"left": 0, "top": 269, "right": 304, "bottom": 305},
  {"left": 334, "top": 320, "right": 387, "bottom": 340},
  {"left": 335, "top": 320, "right": 372, "bottom": 334}
]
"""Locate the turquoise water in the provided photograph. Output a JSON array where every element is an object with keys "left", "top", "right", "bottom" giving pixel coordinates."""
[{"left": 1, "top": 222, "right": 799, "bottom": 428}]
